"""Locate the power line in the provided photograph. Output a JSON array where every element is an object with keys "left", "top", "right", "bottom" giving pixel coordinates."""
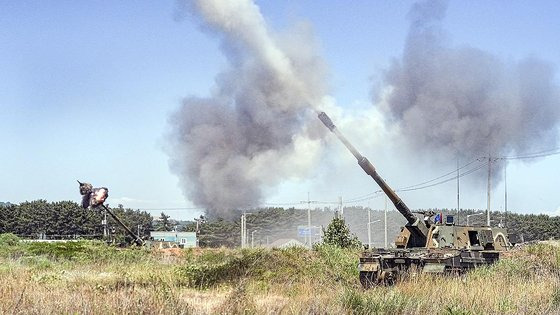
[
  {"left": 340, "top": 159, "right": 488, "bottom": 203},
  {"left": 344, "top": 158, "right": 482, "bottom": 203},
  {"left": 262, "top": 202, "right": 304, "bottom": 207},
  {"left": 342, "top": 145, "right": 560, "bottom": 199},
  {"left": 344, "top": 196, "right": 381, "bottom": 204},
  {"left": 136, "top": 146, "right": 560, "bottom": 211},
  {"left": 396, "top": 158, "right": 480, "bottom": 190},
  {"left": 344, "top": 190, "right": 383, "bottom": 203},
  {"left": 136, "top": 207, "right": 205, "bottom": 211},
  {"left": 397, "top": 161, "right": 488, "bottom": 192},
  {"left": 499, "top": 148, "right": 560, "bottom": 160}
]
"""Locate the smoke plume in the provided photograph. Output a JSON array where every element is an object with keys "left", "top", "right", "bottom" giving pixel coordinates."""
[
  {"left": 381, "top": 0, "right": 560, "bottom": 174},
  {"left": 166, "top": 0, "right": 327, "bottom": 218}
]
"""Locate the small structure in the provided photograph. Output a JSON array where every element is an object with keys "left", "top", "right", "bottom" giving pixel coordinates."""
[
  {"left": 268, "top": 238, "right": 306, "bottom": 249},
  {"left": 149, "top": 231, "right": 197, "bottom": 248}
]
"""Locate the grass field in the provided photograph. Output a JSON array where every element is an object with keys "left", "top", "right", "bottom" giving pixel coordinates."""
[{"left": 0, "top": 234, "right": 559, "bottom": 314}]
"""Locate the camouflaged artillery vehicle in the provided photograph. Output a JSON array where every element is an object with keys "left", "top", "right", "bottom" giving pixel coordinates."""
[
  {"left": 317, "top": 112, "right": 513, "bottom": 287},
  {"left": 78, "top": 181, "right": 144, "bottom": 246}
]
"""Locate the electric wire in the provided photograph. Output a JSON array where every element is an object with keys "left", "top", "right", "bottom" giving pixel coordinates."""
[
  {"left": 397, "top": 161, "right": 488, "bottom": 192},
  {"left": 135, "top": 146, "right": 560, "bottom": 212},
  {"left": 396, "top": 158, "right": 480, "bottom": 190},
  {"left": 343, "top": 158, "right": 483, "bottom": 203},
  {"left": 499, "top": 148, "right": 560, "bottom": 160},
  {"left": 135, "top": 207, "right": 204, "bottom": 211}
]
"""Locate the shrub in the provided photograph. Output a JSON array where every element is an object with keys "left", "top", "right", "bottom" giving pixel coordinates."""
[
  {"left": 321, "top": 217, "right": 362, "bottom": 248},
  {"left": 314, "top": 244, "right": 359, "bottom": 283},
  {"left": 0, "top": 233, "right": 20, "bottom": 246},
  {"left": 175, "top": 249, "right": 273, "bottom": 288},
  {"left": 25, "top": 241, "right": 88, "bottom": 259}
]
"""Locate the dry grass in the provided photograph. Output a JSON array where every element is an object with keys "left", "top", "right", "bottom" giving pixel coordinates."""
[{"left": 0, "top": 239, "right": 559, "bottom": 314}]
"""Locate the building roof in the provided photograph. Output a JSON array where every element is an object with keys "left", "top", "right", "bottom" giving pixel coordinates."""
[
  {"left": 268, "top": 238, "right": 306, "bottom": 248},
  {"left": 150, "top": 231, "right": 196, "bottom": 236}
]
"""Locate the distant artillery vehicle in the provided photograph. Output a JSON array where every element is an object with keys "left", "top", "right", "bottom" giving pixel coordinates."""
[
  {"left": 317, "top": 112, "right": 513, "bottom": 287},
  {"left": 78, "top": 181, "right": 144, "bottom": 246}
]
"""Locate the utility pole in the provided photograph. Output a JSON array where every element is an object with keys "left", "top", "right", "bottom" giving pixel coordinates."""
[
  {"left": 137, "top": 224, "right": 141, "bottom": 239},
  {"left": 504, "top": 161, "right": 508, "bottom": 228},
  {"left": 339, "top": 196, "right": 344, "bottom": 217},
  {"left": 367, "top": 220, "right": 381, "bottom": 247},
  {"left": 384, "top": 194, "right": 388, "bottom": 248},
  {"left": 240, "top": 213, "right": 245, "bottom": 248},
  {"left": 487, "top": 156, "right": 492, "bottom": 226},
  {"left": 300, "top": 194, "right": 318, "bottom": 248},
  {"left": 367, "top": 206, "right": 371, "bottom": 248},
  {"left": 457, "top": 157, "right": 460, "bottom": 224},
  {"left": 308, "top": 192, "right": 311, "bottom": 248},
  {"left": 194, "top": 217, "right": 205, "bottom": 247},
  {"left": 102, "top": 209, "right": 108, "bottom": 239},
  {"left": 100, "top": 204, "right": 143, "bottom": 246},
  {"left": 251, "top": 230, "right": 257, "bottom": 248},
  {"left": 241, "top": 212, "right": 252, "bottom": 248}
]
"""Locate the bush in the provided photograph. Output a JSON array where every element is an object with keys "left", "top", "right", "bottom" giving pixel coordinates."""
[
  {"left": 0, "top": 233, "right": 24, "bottom": 257},
  {"left": 25, "top": 241, "right": 88, "bottom": 259},
  {"left": 0, "top": 233, "right": 20, "bottom": 246},
  {"left": 19, "top": 240, "right": 149, "bottom": 262},
  {"left": 314, "top": 244, "right": 359, "bottom": 283},
  {"left": 321, "top": 217, "right": 362, "bottom": 248},
  {"left": 175, "top": 249, "right": 273, "bottom": 288},
  {"left": 526, "top": 243, "right": 560, "bottom": 269}
]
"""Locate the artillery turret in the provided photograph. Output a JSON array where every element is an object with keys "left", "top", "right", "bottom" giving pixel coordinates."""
[{"left": 317, "top": 112, "right": 512, "bottom": 287}]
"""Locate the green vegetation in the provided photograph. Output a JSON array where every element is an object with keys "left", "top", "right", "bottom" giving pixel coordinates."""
[
  {"left": 321, "top": 217, "right": 362, "bottom": 248},
  {"left": 1, "top": 234, "right": 559, "bottom": 314},
  {"left": 0, "top": 200, "right": 152, "bottom": 243},
  {"left": 183, "top": 207, "right": 560, "bottom": 247},
  {"left": 154, "top": 212, "right": 174, "bottom": 231},
  {"left": 2, "top": 201, "right": 559, "bottom": 248}
]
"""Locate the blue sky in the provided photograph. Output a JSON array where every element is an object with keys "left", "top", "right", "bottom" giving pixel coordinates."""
[{"left": 1, "top": 1, "right": 559, "bottom": 220}]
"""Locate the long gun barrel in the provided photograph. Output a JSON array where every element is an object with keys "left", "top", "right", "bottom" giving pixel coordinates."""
[
  {"left": 101, "top": 204, "right": 144, "bottom": 246},
  {"left": 78, "top": 181, "right": 144, "bottom": 246},
  {"left": 318, "top": 112, "right": 428, "bottom": 242}
]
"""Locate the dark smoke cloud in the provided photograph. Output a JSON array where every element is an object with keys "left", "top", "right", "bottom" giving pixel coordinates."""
[
  {"left": 166, "top": 0, "right": 327, "bottom": 218},
  {"left": 381, "top": 0, "right": 560, "bottom": 176}
]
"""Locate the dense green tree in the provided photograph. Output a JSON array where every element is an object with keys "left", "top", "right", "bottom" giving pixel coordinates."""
[
  {"left": 321, "top": 217, "right": 362, "bottom": 248},
  {"left": 0, "top": 200, "right": 151, "bottom": 243},
  {"left": 155, "top": 212, "right": 173, "bottom": 231},
  {"left": 1, "top": 201, "right": 559, "bottom": 247}
]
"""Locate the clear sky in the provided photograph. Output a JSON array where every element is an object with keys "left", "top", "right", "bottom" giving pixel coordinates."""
[{"left": 1, "top": 1, "right": 559, "bottom": 220}]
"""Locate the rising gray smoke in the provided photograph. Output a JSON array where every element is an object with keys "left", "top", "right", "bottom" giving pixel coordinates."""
[
  {"left": 381, "top": 0, "right": 560, "bottom": 176},
  {"left": 166, "top": 0, "right": 327, "bottom": 218}
]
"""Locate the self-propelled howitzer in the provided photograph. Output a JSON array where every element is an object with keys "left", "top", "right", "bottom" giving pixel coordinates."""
[
  {"left": 318, "top": 112, "right": 427, "bottom": 247},
  {"left": 317, "top": 111, "right": 513, "bottom": 287}
]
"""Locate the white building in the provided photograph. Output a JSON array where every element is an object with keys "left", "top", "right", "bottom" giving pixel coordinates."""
[{"left": 149, "top": 231, "right": 197, "bottom": 248}]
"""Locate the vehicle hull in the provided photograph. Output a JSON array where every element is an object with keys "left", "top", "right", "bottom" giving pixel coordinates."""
[{"left": 359, "top": 248, "right": 500, "bottom": 287}]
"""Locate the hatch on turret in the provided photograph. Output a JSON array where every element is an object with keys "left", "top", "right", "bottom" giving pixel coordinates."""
[{"left": 467, "top": 229, "right": 495, "bottom": 250}]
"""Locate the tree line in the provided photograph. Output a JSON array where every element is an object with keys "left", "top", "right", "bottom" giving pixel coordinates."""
[
  {"left": 0, "top": 200, "right": 152, "bottom": 243},
  {"left": 1, "top": 201, "right": 558, "bottom": 246},
  {"left": 181, "top": 207, "right": 560, "bottom": 247}
]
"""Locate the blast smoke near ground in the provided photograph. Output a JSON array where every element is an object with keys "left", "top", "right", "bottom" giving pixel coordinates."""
[
  {"left": 166, "top": 0, "right": 327, "bottom": 218},
  {"left": 166, "top": 0, "right": 560, "bottom": 218},
  {"left": 380, "top": 0, "right": 560, "bottom": 180}
]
